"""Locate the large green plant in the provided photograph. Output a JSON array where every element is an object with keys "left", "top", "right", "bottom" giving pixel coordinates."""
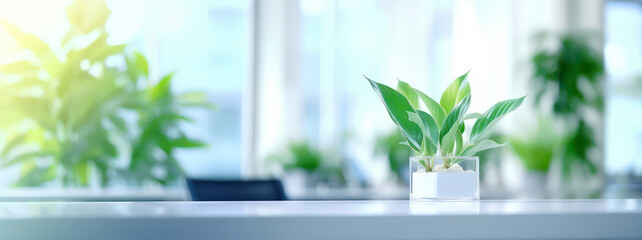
[
  {"left": 122, "top": 55, "right": 213, "bottom": 186},
  {"left": 365, "top": 71, "right": 524, "bottom": 172},
  {"left": 531, "top": 32, "right": 603, "bottom": 177},
  {"left": 0, "top": 0, "right": 210, "bottom": 187}
]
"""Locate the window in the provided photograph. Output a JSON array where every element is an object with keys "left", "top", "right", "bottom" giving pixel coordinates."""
[{"left": 605, "top": 0, "right": 642, "bottom": 178}]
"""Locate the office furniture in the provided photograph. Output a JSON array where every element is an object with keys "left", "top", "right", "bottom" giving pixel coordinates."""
[{"left": 1, "top": 199, "right": 641, "bottom": 239}]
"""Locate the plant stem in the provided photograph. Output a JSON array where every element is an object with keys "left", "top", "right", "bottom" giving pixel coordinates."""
[
  {"left": 444, "top": 158, "right": 451, "bottom": 169},
  {"left": 427, "top": 159, "right": 432, "bottom": 172},
  {"left": 419, "top": 159, "right": 431, "bottom": 172}
]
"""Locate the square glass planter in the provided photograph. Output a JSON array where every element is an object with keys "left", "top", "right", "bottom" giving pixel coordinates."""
[{"left": 410, "top": 156, "right": 479, "bottom": 201}]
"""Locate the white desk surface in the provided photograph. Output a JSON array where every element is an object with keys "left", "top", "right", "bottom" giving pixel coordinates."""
[
  {"left": 0, "top": 188, "right": 188, "bottom": 202},
  {"left": 1, "top": 199, "right": 641, "bottom": 239},
  {"left": 0, "top": 187, "right": 409, "bottom": 201}
]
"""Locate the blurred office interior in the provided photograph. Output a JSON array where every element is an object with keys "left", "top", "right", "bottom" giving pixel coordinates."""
[{"left": 0, "top": 0, "right": 640, "bottom": 201}]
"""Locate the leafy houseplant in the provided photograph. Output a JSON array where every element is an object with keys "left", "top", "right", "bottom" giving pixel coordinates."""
[
  {"left": 123, "top": 60, "right": 213, "bottom": 186},
  {"left": 0, "top": 0, "right": 211, "bottom": 187},
  {"left": 531, "top": 32, "right": 603, "bottom": 185},
  {"left": 0, "top": 0, "right": 126, "bottom": 186},
  {"left": 365, "top": 71, "right": 524, "bottom": 199}
]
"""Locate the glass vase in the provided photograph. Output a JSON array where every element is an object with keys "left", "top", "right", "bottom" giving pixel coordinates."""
[{"left": 409, "top": 156, "right": 479, "bottom": 201}]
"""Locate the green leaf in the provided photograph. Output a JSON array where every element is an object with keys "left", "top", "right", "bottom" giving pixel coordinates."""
[
  {"left": 470, "top": 96, "right": 526, "bottom": 142},
  {"left": 415, "top": 89, "right": 447, "bottom": 128},
  {"left": 84, "top": 33, "right": 126, "bottom": 63},
  {"left": 440, "top": 70, "right": 470, "bottom": 113},
  {"left": 461, "top": 139, "right": 506, "bottom": 156},
  {"left": 155, "top": 113, "right": 194, "bottom": 123},
  {"left": 150, "top": 73, "right": 174, "bottom": 101},
  {"left": 7, "top": 76, "right": 46, "bottom": 90},
  {"left": 94, "top": 157, "right": 109, "bottom": 186},
  {"left": 408, "top": 111, "right": 438, "bottom": 156},
  {"left": 61, "top": 29, "right": 78, "bottom": 47},
  {"left": 66, "top": 0, "right": 111, "bottom": 34},
  {"left": 0, "top": 20, "right": 54, "bottom": 59},
  {"left": 0, "top": 61, "right": 38, "bottom": 74},
  {"left": 440, "top": 122, "right": 459, "bottom": 155},
  {"left": 11, "top": 97, "right": 56, "bottom": 131},
  {"left": 73, "top": 160, "right": 90, "bottom": 186},
  {"left": 457, "top": 81, "right": 471, "bottom": 103},
  {"left": 108, "top": 115, "right": 128, "bottom": 132},
  {"left": 65, "top": 33, "right": 125, "bottom": 64},
  {"left": 13, "top": 162, "right": 56, "bottom": 187},
  {"left": 178, "top": 92, "right": 215, "bottom": 109},
  {"left": 170, "top": 137, "right": 207, "bottom": 148},
  {"left": 397, "top": 80, "right": 419, "bottom": 109},
  {"left": 439, "top": 95, "right": 471, "bottom": 142},
  {"left": 417, "top": 110, "right": 439, "bottom": 150},
  {"left": 61, "top": 78, "right": 124, "bottom": 131},
  {"left": 125, "top": 52, "right": 148, "bottom": 82},
  {"left": 98, "top": 134, "right": 118, "bottom": 158},
  {"left": 134, "top": 52, "right": 149, "bottom": 77},
  {"left": 418, "top": 158, "right": 429, "bottom": 170},
  {"left": 1, "top": 133, "right": 27, "bottom": 157},
  {"left": 455, "top": 130, "right": 464, "bottom": 155},
  {"left": 464, "top": 113, "right": 483, "bottom": 120},
  {"left": 366, "top": 76, "right": 423, "bottom": 152},
  {"left": 2, "top": 151, "right": 52, "bottom": 167}
]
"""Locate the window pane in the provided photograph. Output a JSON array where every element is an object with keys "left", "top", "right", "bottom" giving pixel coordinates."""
[{"left": 604, "top": 1, "right": 642, "bottom": 177}]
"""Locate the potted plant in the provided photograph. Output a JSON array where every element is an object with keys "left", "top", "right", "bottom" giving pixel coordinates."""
[{"left": 365, "top": 71, "right": 524, "bottom": 200}]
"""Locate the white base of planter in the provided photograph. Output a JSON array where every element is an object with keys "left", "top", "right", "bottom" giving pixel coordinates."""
[{"left": 411, "top": 171, "right": 477, "bottom": 200}]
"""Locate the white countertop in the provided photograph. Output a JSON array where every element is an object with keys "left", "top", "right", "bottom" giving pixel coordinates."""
[
  {"left": 0, "top": 187, "right": 409, "bottom": 201},
  {"left": 1, "top": 199, "right": 641, "bottom": 239},
  {"left": 0, "top": 188, "right": 188, "bottom": 202}
]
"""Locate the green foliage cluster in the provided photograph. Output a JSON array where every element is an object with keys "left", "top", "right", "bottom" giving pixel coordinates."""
[
  {"left": 531, "top": 32, "right": 603, "bottom": 177},
  {"left": 268, "top": 141, "right": 346, "bottom": 186},
  {"left": 366, "top": 71, "right": 524, "bottom": 172},
  {"left": 532, "top": 33, "right": 603, "bottom": 114},
  {"left": 509, "top": 115, "right": 560, "bottom": 172},
  {"left": 374, "top": 130, "right": 412, "bottom": 180},
  {"left": 279, "top": 141, "right": 323, "bottom": 173},
  {"left": 0, "top": 0, "right": 212, "bottom": 187}
]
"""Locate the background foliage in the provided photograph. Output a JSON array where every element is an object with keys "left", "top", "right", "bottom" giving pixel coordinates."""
[
  {"left": 268, "top": 141, "right": 346, "bottom": 187},
  {"left": 509, "top": 115, "right": 560, "bottom": 172},
  {"left": 531, "top": 32, "right": 603, "bottom": 179},
  {"left": 0, "top": 0, "right": 211, "bottom": 187},
  {"left": 374, "top": 130, "right": 412, "bottom": 182}
]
